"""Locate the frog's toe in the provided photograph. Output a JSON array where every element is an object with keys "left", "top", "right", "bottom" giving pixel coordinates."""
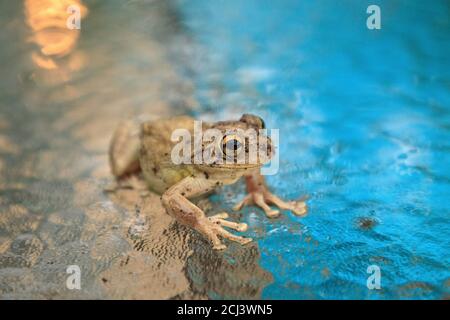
[
  {"left": 234, "top": 191, "right": 281, "bottom": 218},
  {"left": 290, "top": 201, "right": 308, "bottom": 216},
  {"left": 213, "top": 243, "right": 227, "bottom": 250},
  {"left": 215, "top": 226, "right": 252, "bottom": 245},
  {"left": 252, "top": 193, "right": 280, "bottom": 218},
  {"left": 206, "top": 216, "right": 252, "bottom": 247},
  {"left": 265, "top": 209, "right": 280, "bottom": 218},
  {"left": 219, "top": 220, "right": 248, "bottom": 232},
  {"left": 209, "top": 212, "right": 229, "bottom": 219},
  {"left": 265, "top": 193, "right": 308, "bottom": 217},
  {"left": 209, "top": 213, "right": 248, "bottom": 232}
]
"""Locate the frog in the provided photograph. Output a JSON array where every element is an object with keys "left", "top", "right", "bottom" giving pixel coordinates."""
[{"left": 109, "top": 114, "right": 307, "bottom": 250}]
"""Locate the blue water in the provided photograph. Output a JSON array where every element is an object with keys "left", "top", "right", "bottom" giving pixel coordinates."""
[{"left": 176, "top": 0, "right": 450, "bottom": 299}]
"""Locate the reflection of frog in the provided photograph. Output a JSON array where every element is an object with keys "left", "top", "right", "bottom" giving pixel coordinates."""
[{"left": 109, "top": 114, "right": 307, "bottom": 250}]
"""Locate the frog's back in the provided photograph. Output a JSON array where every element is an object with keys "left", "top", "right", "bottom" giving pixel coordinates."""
[{"left": 139, "top": 116, "right": 195, "bottom": 194}]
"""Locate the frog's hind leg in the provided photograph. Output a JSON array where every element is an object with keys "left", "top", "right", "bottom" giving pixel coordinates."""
[{"left": 109, "top": 120, "right": 141, "bottom": 178}]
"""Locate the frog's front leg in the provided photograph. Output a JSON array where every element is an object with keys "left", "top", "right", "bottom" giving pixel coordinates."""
[
  {"left": 162, "top": 176, "right": 251, "bottom": 250},
  {"left": 233, "top": 172, "right": 307, "bottom": 218}
]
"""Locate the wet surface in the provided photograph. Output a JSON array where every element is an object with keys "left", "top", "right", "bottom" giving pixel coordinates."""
[
  {"left": 0, "top": 0, "right": 271, "bottom": 299},
  {"left": 1, "top": 0, "right": 449, "bottom": 299},
  {"left": 177, "top": 0, "right": 450, "bottom": 299}
]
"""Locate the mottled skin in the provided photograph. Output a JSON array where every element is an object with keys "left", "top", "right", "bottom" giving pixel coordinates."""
[{"left": 109, "top": 114, "right": 307, "bottom": 250}]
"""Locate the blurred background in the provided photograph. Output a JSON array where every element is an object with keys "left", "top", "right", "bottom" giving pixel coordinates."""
[{"left": 0, "top": 0, "right": 449, "bottom": 299}]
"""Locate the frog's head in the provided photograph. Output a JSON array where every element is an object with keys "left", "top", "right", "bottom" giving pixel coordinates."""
[{"left": 195, "top": 114, "right": 274, "bottom": 173}]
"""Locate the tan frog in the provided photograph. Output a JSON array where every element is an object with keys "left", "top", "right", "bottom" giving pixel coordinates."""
[{"left": 109, "top": 114, "right": 307, "bottom": 250}]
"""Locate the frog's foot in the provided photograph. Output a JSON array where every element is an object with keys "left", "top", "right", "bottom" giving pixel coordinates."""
[
  {"left": 162, "top": 176, "right": 252, "bottom": 251},
  {"left": 234, "top": 191, "right": 307, "bottom": 218},
  {"left": 209, "top": 213, "right": 248, "bottom": 232},
  {"left": 199, "top": 213, "right": 252, "bottom": 250}
]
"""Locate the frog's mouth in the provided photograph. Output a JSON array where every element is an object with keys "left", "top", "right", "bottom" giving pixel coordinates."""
[{"left": 208, "top": 163, "right": 263, "bottom": 170}]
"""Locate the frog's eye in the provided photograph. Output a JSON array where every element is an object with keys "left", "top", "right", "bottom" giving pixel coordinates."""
[{"left": 221, "top": 134, "right": 243, "bottom": 159}]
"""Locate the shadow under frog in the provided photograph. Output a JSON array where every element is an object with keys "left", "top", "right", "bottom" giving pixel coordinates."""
[
  {"left": 105, "top": 179, "right": 272, "bottom": 299},
  {"left": 183, "top": 221, "right": 273, "bottom": 300}
]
